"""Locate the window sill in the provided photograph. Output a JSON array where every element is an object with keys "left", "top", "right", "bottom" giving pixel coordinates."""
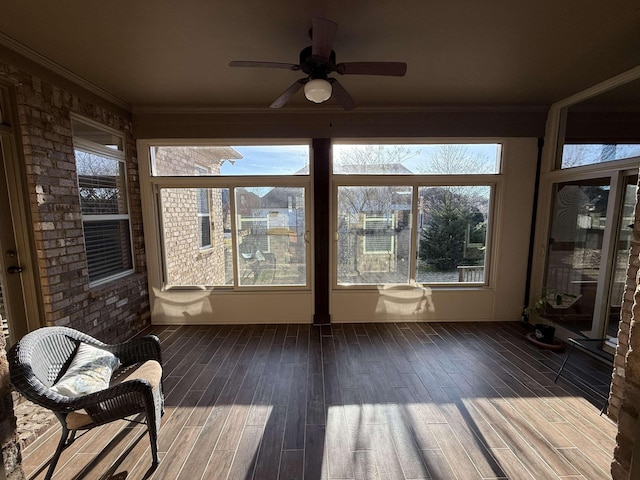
[{"left": 88, "top": 270, "right": 144, "bottom": 297}]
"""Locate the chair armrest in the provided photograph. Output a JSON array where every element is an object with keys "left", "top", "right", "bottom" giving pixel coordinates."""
[
  {"left": 54, "top": 377, "right": 157, "bottom": 416},
  {"left": 105, "top": 335, "right": 162, "bottom": 368}
]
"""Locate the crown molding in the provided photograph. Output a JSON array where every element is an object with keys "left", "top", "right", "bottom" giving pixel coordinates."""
[
  {"left": 132, "top": 104, "right": 550, "bottom": 115},
  {"left": 0, "top": 31, "right": 130, "bottom": 111}
]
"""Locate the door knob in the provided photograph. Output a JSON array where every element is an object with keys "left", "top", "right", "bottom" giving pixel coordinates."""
[{"left": 7, "top": 265, "right": 23, "bottom": 274}]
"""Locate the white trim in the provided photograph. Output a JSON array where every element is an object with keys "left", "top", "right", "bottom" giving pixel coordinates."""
[
  {"left": 332, "top": 174, "right": 500, "bottom": 187},
  {"left": 550, "top": 65, "right": 640, "bottom": 110},
  {"left": 0, "top": 130, "right": 42, "bottom": 338},
  {"left": 71, "top": 114, "right": 125, "bottom": 146},
  {"left": 333, "top": 180, "right": 497, "bottom": 288},
  {"left": 83, "top": 214, "right": 130, "bottom": 222},
  {"left": 73, "top": 139, "right": 125, "bottom": 161},
  {"left": 590, "top": 171, "right": 624, "bottom": 337},
  {"left": 144, "top": 138, "right": 312, "bottom": 147},
  {"left": 88, "top": 269, "right": 135, "bottom": 289}
]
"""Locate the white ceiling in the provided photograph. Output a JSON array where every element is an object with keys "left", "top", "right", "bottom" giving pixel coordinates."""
[{"left": 0, "top": 0, "right": 639, "bottom": 110}]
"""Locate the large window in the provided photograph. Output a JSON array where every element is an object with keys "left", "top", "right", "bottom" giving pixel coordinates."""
[
  {"left": 152, "top": 145, "right": 309, "bottom": 176},
  {"left": 140, "top": 138, "right": 535, "bottom": 324},
  {"left": 334, "top": 143, "right": 498, "bottom": 286},
  {"left": 151, "top": 145, "right": 309, "bottom": 289},
  {"left": 416, "top": 185, "right": 490, "bottom": 283},
  {"left": 236, "top": 187, "right": 306, "bottom": 286},
  {"left": 72, "top": 118, "right": 133, "bottom": 284},
  {"left": 333, "top": 143, "right": 501, "bottom": 175},
  {"left": 337, "top": 186, "right": 412, "bottom": 284}
]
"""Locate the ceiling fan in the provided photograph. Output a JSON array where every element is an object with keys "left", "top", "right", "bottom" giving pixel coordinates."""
[{"left": 229, "top": 17, "right": 407, "bottom": 110}]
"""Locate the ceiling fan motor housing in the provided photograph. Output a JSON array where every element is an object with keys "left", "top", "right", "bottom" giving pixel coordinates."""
[{"left": 299, "top": 46, "right": 336, "bottom": 78}]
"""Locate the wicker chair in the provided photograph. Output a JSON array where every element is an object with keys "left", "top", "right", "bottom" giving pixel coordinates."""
[{"left": 8, "top": 326, "right": 164, "bottom": 480}]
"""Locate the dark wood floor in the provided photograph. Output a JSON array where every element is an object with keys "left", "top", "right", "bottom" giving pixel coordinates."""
[{"left": 21, "top": 322, "right": 617, "bottom": 480}]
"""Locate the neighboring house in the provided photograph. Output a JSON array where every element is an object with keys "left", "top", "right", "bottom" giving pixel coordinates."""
[
  {"left": 237, "top": 186, "right": 306, "bottom": 283},
  {"left": 154, "top": 146, "right": 242, "bottom": 286}
]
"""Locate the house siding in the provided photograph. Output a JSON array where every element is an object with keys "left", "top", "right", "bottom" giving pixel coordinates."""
[{"left": 154, "top": 147, "right": 228, "bottom": 286}]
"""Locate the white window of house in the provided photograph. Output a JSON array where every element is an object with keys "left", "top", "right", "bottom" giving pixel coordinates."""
[
  {"left": 195, "top": 166, "right": 212, "bottom": 249},
  {"left": 72, "top": 117, "right": 133, "bottom": 285},
  {"left": 363, "top": 214, "right": 395, "bottom": 254},
  {"left": 238, "top": 215, "right": 270, "bottom": 253},
  {"left": 334, "top": 143, "right": 499, "bottom": 286}
]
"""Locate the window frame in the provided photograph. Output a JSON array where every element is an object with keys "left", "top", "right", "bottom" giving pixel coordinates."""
[
  {"left": 142, "top": 140, "right": 312, "bottom": 292},
  {"left": 331, "top": 140, "right": 501, "bottom": 289},
  {"left": 72, "top": 118, "right": 134, "bottom": 286}
]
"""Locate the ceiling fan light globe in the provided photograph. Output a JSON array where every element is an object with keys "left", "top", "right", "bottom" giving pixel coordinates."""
[{"left": 304, "top": 79, "right": 332, "bottom": 103}]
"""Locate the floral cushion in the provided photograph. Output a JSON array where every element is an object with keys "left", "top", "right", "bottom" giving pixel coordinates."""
[{"left": 51, "top": 343, "right": 121, "bottom": 397}]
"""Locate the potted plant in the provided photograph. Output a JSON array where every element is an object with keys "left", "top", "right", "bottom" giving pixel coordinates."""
[
  {"left": 525, "top": 290, "right": 576, "bottom": 345},
  {"left": 525, "top": 294, "right": 556, "bottom": 344}
]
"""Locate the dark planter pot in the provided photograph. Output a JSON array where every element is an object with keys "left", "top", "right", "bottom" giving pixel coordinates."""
[{"left": 534, "top": 323, "right": 556, "bottom": 344}]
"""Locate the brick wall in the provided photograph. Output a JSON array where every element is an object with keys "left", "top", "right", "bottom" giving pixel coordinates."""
[
  {"left": 0, "top": 59, "right": 149, "bottom": 343},
  {"left": 154, "top": 147, "right": 229, "bottom": 286},
  {"left": 611, "top": 177, "right": 640, "bottom": 478}
]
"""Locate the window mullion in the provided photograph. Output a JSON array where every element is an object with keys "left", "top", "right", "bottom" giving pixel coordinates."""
[{"left": 409, "top": 185, "right": 419, "bottom": 282}]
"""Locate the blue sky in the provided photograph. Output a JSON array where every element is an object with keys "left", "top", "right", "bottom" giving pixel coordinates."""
[
  {"left": 220, "top": 145, "right": 309, "bottom": 175},
  {"left": 220, "top": 144, "right": 501, "bottom": 176}
]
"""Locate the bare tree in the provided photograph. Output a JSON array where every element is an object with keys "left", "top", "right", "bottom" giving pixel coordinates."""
[
  {"left": 334, "top": 145, "right": 418, "bottom": 173},
  {"left": 418, "top": 144, "right": 493, "bottom": 174},
  {"left": 561, "top": 144, "right": 601, "bottom": 168},
  {"left": 75, "top": 150, "right": 126, "bottom": 214},
  {"left": 335, "top": 145, "right": 415, "bottom": 220},
  {"left": 562, "top": 143, "right": 640, "bottom": 168}
]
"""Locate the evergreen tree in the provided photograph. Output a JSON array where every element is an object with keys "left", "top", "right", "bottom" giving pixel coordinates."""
[
  {"left": 419, "top": 188, "right": 487, "bottom": 271},
  {"left": 420, "top": 199, "right": 470, "bottom": 270}
]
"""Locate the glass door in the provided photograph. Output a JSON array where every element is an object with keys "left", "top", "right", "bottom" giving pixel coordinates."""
[
  {"left": 544, "top": 178, "right": 610, "bottom": 332},
  {"left": 544, "top": 172, "right": 639, "bottom": 352},
  {"left": 604, "top": 174, "right": 638, "bottom": 346}
]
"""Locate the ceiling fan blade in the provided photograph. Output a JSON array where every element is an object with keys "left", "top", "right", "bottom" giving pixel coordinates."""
[
  {"left": 229, "top": 60, "right": 300, "bottom": 71},
  {"left": 311, "top": 17, "right": 338, "bottom": 61},
  {"left": 328, "top": 78, "right": 356, "bottom": 111},
  {"left": 335, "top": 62, "right": 407, "bottom": 76},
  {"left": 270, "top": 78, "right": 308, "bottom": 109}
]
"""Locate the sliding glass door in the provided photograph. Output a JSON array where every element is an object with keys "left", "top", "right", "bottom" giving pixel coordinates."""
[{"left": 544, "top": 168, "right": 638, "bottom": 349}]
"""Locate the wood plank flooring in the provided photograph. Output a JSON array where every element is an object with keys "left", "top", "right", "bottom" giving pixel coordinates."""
[{"left": 20, "top": 322, "right": 617, "bottom": 480}]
